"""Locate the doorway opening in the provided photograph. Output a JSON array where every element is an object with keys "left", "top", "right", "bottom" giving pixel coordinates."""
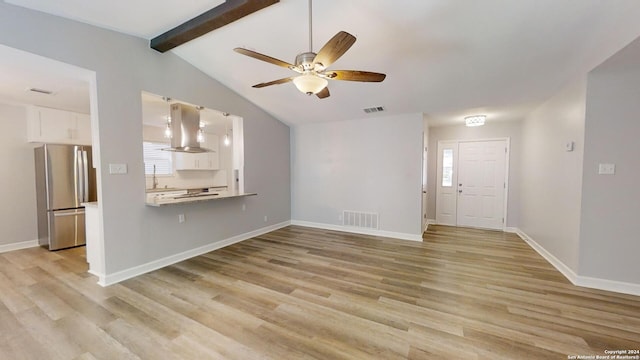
[{"left": 435, "top": 138, "right": 509, "bottom": 230}]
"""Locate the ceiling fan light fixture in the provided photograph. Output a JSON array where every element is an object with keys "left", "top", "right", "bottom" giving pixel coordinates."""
[
  {"left": 465, "top": 115, "right": 486, "bottom": 127},
  {"left": 293, "top": 74, "right": 328, "bottom": 95}
]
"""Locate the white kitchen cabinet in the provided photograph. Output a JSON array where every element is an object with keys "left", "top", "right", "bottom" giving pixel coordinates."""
[
  {"left": 27, "top": 106, "right": 91, "bottom": 145},
  {"left": 174, "top": 134, "right": 219, "bottom": 170}
]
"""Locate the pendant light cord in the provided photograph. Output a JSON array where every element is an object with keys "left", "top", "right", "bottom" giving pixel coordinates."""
[{"left": 308, "top": 0, "right": 313, "bottom": 52}]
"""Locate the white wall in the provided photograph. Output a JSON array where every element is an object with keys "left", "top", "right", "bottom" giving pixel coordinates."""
[
  {"left": 519, "top": 78, "right": 587, "bottom": 272},
  {"left": 0, "top": 103, "right": 38, "bottom": 248},
  {"left": 427, "top": 121, "right": 522, "bottom": 227},
  {"left": 0, "top": 2, "right": 290, "bottom": 276},
  {"left": 579, "top": 37, "right": 640, "bottom": 284},
  {"left": 291, "top": 113, "right": 424, "bottom": 238}
]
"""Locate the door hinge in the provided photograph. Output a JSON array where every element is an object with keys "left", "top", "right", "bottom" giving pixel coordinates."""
[
  {"left": 504, "top": 182, "right": 506, "bottom": 189},
  {"left": 502, "top": 217, "right": 504, "bottom": 223},
  {"left": 505, "top": 147, "right": 507, "bottom": 154}
]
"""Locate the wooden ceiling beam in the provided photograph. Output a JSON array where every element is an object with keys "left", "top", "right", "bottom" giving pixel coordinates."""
[{"left": 150, "top": 0, "right": 279, "bottom": 53}]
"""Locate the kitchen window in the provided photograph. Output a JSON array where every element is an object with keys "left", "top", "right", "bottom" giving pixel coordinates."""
[{"left": 143, "top": 141, "right": 172, "bottom": 175}]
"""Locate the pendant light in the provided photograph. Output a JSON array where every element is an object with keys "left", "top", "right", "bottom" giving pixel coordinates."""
[
  {"left": 163, "top": 97, "right": 172, "bottom": 138},
  {"left": 223, "top": 113, "right": 231, "bottom": 146}
]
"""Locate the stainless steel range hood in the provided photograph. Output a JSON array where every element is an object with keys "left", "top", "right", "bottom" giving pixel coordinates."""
[{"left": 164, "top": 103, "right": 212, "bottom": 153}]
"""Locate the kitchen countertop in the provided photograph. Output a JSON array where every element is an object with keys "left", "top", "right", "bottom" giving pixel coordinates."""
[{"left": 145, "top": 190, "right": 256, "bottom": 207}]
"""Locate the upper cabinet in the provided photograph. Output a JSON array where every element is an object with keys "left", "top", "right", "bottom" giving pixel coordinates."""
[
  {"left": 174, "top": 133, "right": 220, "bottom": 171},
  {"left": 27, "top": 106, "right": 91, "bottom": 145}
]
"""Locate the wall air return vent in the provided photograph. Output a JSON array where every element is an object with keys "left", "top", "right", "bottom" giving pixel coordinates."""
[
  {"left": 363, "top": 106, "right": 385, "bottom": 114},
  {"left": 343, "top": 210, "right": 379, "bottom": 230}
]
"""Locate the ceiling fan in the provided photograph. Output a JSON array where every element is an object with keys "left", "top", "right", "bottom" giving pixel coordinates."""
[{"left": 233, "top": 0, "right": 386, "bottom": 99}]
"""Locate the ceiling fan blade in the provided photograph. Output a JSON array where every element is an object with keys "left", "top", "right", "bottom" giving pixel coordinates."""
[
  {"left": 316, "top": 87, "right": 330, "bottom": 99},
  {"left": 234, "top": 48, "right": 295, "bottom": 69},
  {"left": 322, "top": 70, "right": 386, "bottom": 82},
  {"left": 313, "top": 31, "right": 356, "bottom": 69},
  {"left": 252, "top": 77, "right": 295, "bottom": 88}
]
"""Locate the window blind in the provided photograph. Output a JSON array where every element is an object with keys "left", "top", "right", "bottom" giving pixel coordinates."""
[{"left": 143, "top": 142, "right": 172, "bottom": 175}]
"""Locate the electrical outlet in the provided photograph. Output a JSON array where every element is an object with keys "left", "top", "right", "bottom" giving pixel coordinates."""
[
  {"left": 338, "top": 214, "right": 343, "bottom": 221},
  {"left": 178, "top": 214, "right": 185, "bottom": 223},
  {"left": 264, "top": 215, "right": 268, "bottom": 222},
  {"left": 242, "top": 203, "right": 246, "bottom": 211},
  {"left": 108, "top": 163, "right": 127, "bottom": 174}
]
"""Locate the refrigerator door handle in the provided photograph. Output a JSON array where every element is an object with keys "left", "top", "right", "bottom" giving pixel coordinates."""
[
  {"left": 82, "top": 150, "right": 89, "bottom": 203},
  {"left": 75, "top": 149, "right": 82, "bottom": 206},
  {"left": 53, "top": 208, "right": 86, "bottom": 217}
]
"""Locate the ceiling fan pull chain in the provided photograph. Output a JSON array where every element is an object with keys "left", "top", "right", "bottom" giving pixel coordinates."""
[{"left": 308, "top": 0, "right": 313, "bottom": 53}]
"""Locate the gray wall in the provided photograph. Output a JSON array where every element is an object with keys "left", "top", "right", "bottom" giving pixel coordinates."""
[
  {"left": 0, "top": 2, "right": 290, "bottom": 274},
  {"left": 579, "top": 37, "right": 640, "bottom": 283},
  {"left": 427, "top": 121, "right": 522, "bottom": 227},
  {"left": 0, "top": 103, "right": 38, "bottom": 247},
  {"left": 291, "top": 113, "right": 424, "bottom": 236},
  {"left": 519, "top": 78, "right": 587, "bottom": 272}
]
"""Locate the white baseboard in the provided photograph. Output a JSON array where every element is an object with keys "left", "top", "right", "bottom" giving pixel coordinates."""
[
  {"left": 427, "top": 219, "right": 436, "bottom": 225},
  {"left": 98, "top": 221, "right": 291, "bottom": 287},
  {"left": 515, "top": 228, "right": 640, "bottom": 297},
  {"left": 504, "top": 227, "right": 518, "bottom": 233},
  {"left": 0, "top": 240, "right": 39, "bottom": 253},
  {"left": 291, "top": 220, "right": 423, "bottom": 242}
]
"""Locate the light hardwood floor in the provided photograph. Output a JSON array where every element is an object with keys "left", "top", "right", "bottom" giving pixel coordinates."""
[{"left": 1, "top": 225, "right": 639, "bottom": 359}]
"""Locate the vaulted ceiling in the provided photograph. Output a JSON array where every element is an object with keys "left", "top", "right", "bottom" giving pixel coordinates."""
[{"left": 4, "top": 0, "right": 640, "bottom": 126}]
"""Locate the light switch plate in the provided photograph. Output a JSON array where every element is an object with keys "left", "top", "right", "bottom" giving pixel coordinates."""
[
  {"left": 109, "top": 163, "right": 128, "bottom": 175},
  {"left": 598, "top": 163, "right": 615, "bottom": 175}
]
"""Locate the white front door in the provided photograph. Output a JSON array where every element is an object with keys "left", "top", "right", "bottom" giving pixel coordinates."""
[
  {"left": 436, "top": 139, "right": 508, "bottom": 230},
  {"left": 456, "top": 140, "right": 507, "bottom": 229}
]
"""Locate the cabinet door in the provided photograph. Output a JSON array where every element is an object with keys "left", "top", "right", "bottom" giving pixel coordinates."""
[
  {"left": 174, "top": 153, "right": 199, "bottom": 170},
  {"left": 27, "top": 106, "right": 92, "bottom": 145},
  {"left": 27, "top": 107, "right": 72, "bottom": 143},
  {"left": 204, "top": 134, "right": 219, "bottom": 170},
  {"left": 73, "top": 113, "right": 92, "bottom": 145}
]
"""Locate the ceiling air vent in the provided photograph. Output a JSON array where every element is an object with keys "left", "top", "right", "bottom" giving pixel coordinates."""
[
  {"left": 363, "top": 106, "right": 385, "bottom": 114},
  {"left": 27, "top": 87, "right": 54, "bottom": 95}
]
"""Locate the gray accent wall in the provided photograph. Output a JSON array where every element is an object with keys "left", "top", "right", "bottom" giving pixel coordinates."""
[
  {"left": 291, "top": 113, "right": 424, "bottom": 236},
  {"left": 427, "top": 121, "right": 522, "bottom": 227},
  {"left": 0, "top": 2, "right": 290, "bottom": 275},
  {"left": 519, "top": 79, "right": 587, "bottom": 272},
  {"left": 579, "top": 37, "right": 640, "bottom": 283},
  {"left": 0, "top": 103, "right": 38, "bottom": 247}
]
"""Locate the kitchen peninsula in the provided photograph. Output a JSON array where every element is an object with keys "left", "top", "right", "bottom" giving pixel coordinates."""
[{"left": 145, "top": 187, "right": 256, "bottom": 206}]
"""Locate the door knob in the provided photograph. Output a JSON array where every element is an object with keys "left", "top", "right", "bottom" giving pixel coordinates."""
[{"left": 458, "top": 189, "right": 462, "bottom": 194}]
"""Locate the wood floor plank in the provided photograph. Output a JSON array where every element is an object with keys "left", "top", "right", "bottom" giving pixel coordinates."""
[{"left": 0, "top": 225, "right": 639, "bottom": 359}]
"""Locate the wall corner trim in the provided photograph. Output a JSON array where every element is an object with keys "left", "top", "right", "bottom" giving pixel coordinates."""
[
  {"left": 97, "top": 221, "right": 291, "bottom": 287},
  {"left": 291, "top": 220, "right": 423, "bottom": 242},
  {"left": 0, "top": 239, "right": 39, "bottom": 253},
  {"left": 516, "top": 228, "right": 640, "bottom": 297}
]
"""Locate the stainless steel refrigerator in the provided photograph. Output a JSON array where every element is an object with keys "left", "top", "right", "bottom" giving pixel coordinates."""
[{"left": 35, "top": 144, "right": 97, "bottom": 250}]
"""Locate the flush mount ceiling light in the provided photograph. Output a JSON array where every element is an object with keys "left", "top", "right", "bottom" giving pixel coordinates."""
[{"left": 465, "top": 115, "right": 486, "bottom": 127}]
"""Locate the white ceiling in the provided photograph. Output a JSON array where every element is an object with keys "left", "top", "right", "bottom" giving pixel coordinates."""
[{"left": 4, "top": 0, "right": 640, "bottom": 126}]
